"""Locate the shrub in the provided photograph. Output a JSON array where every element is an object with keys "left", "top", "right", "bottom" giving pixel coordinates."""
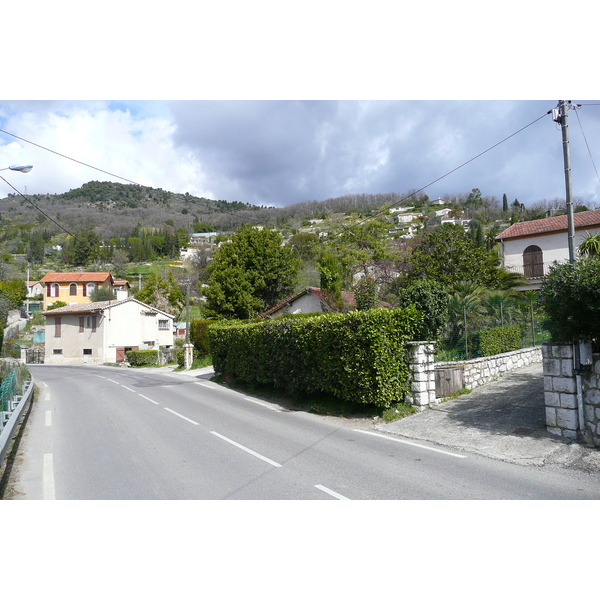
[
  {"left": 478, "top": 325, "right": 521, "bottom": 356},
  {"left": 394, "top": 280, "right": 449, "bottom": 341},
  {"left": 539, "top": 257, "right": 600, "bottom": 342},
  {"left": 210, "top": 307, "right": 422, "bottom": 408},
  {"left": 189, "top": 319, "right": 213, "bottom": 356},
  {"left": 126, "top": 349, "right": 158, "bottom": 366}
]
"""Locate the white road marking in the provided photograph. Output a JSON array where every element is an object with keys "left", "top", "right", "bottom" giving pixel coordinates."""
[
  {"left": 352, "top": 429, "right": 467, "bottom": 458},
  {"left": 210, "top": 431, "right": 282, "bottom": 467},
  {"left": 92, "top": 375, "right": 107, "bottom": 379},
  {"left": 196, "top": 382, "right": 215, "bottom": 388},
  {"left": 139, "top": 394, "right": 159, "bottom": 405},
  {"left": 241, "top": 396, "right": 280, "bottom": 411},
  {"left": 107, "top": 378, "right": 119, "bottom": 384},
  {"left": 164, "top": 407, "right": 199, "bottom": 425},
  {"left": 315, "top": 485, "right": 350, "bottom": 500},
  {"left": 43, "top": 453, "right": 56, "bottom": 500},
  {"left": 45, "top": 410, "right": 52, "bottom": 427},
  {"left": 121, "top": 385, "right": 136, "bottom": 393}
]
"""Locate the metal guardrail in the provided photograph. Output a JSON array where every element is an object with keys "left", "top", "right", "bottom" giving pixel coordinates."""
[{"left": 0, "top": 368, "right": 34, "bottom": 467}]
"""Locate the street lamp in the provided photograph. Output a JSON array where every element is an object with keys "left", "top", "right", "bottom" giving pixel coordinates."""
[{"left": 0, "top": 164, "right": 33, "bottom": 173}]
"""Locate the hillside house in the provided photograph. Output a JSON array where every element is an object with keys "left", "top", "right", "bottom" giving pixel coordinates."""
[
  {"left": 40, "top": 272, "right": 118, "bottom": 307},
  {"left": 495, "top": 208, "right": 600, "bottom": 290},
  {"left": 43, "top": 297, "right": 174, "bottom": 365},
  {"left": 261, "top": 286, "right": 391, "bottom": 318}
]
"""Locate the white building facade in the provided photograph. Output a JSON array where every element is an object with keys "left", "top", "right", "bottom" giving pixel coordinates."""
[{"left": 43, "top": 298, "right": 174, "bottom": 365}]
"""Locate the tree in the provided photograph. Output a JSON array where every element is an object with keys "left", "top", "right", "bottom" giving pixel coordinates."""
[
  {"left": 578, "top": 232, "right": 600, "bottom": 258},
  {"left": 408, "top": 224, "right": 502, "bottom": 288},
  {"left": 290, "top": 232, "right": 320, "bottom": 261},
  {"left": 204, "top": 225, "right": 301, "bottom": 319},
  {"left": 538, "top": 257, "right": 600, "bottom": 342},
  {"left": 135, "top": 271, "right": 185, "bottom": 316},
  {"left": 63, "top": 229, "right": 102, "bottom": 266},
  {"left": 502, "top": 193, "right": 509, "bottom": 213},
  {"left": 353, "top": 277, "right": 378, "bottom": 311},
  {"left": 394, "top": 280, "right": 449, "bottom": 340}
]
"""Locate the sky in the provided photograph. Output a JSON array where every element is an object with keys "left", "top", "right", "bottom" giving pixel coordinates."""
[{"left": 2, "top": 99, "right": 600, "bottom": 209}]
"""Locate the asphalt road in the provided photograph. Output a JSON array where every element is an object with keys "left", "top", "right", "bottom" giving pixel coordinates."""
[{"left": 6, "top": 364, "right": 600, "bottom": 500}]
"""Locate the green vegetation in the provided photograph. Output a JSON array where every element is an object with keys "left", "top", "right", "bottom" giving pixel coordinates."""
[
  {"left": 209, "top": 307, "right": 422, "bottom": 408},
  {"left": 539, "top": 256, "right": 600, "bottom": 343},
  {"left": 125, "top": 349, "right": 158, "bottom": 366}
]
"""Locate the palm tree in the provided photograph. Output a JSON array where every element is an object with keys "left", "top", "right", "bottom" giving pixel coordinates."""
[{"left": 578, "top": 232, "right": 600, "bottom": 258}]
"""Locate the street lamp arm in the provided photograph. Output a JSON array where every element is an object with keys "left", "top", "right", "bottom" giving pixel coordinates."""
[{"left": 0, "top": 164, "right": 33, "bottom": 173}]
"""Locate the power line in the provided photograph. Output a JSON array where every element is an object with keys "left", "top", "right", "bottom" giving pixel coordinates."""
[
  {"left": 573, "top": 106, "right": 600, "bottom": 186},
  {"left": 0, "top": 128, "right": 143, "bottom": 186},
  {"left": 323, "top": 108, "right": 554, "bottom": 239}
]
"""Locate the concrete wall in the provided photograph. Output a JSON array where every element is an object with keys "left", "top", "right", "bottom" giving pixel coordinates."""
[{"left": 543, "top": 342, "right": 600, "bottom": 446}]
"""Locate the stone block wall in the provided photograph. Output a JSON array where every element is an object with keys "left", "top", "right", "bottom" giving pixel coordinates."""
[
  {"left": 406, "top": 342, "right": 436, "bottom": 411},
  {"left": 435, "top": 346, "right": 542, "bottom": 393},
  {"left": 406, "top": 343, "right": 541, "bottom": 410},
  {"left": 542, "top": 342, "right": 600, "bottom": 446}
]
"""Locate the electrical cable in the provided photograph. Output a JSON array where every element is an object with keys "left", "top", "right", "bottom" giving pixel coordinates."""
[
  {"left": 573, "top": 106, "right": 600, "bottom": 186},
  {"left": 322, "top": 108, "right": 554, "bottom": 240}
]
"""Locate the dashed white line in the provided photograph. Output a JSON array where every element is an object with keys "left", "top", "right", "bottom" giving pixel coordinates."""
[
  {"left": 45, "top": 410, "right": 52, "bottom": 427},
  {"left": 196, "top": 382, "right": 215, "bottom": 388},
  {"left": 315, "top": 485, "right": 350, "bottom": 500},
  {"left": 121, "top": 385, "right": 136, "bottom": 393},
  {"left": 43, "top": 453, "right": 56, "bottom": 500},
  {"left": 210, "top": 431, "right": 282, "bottom": 467},
  {"left": 352, "top": 429, "right": 467, "bottom": 458},
  {"left": 107, "top": 378, "right": 119, "bottom": 384},
  {"left": 164, "top": 407, "right": 199, "bottom": 425},
  {"left": 139, "top": 394, "right": 159, "bottom": 405}
]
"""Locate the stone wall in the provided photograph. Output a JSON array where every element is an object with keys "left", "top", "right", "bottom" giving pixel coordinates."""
[
  {"left": 406, "top": 343, "right": 542, "bottom": 410},
  {"left": 435, "top": 346, "right": 542, "bottom": 393},
  {"left": 543, "top": 342, "right": 600, "bottom": 446}
]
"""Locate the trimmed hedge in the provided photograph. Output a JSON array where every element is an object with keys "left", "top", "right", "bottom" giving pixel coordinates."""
[
  {"left": 476, "top": 325, "right": 521, "bottom": 357},
  {"left": 209, "top": 307, "right": 422, "bottom": 408},
  {"left": 126, "top": 349, "right": 158, "bottom": 366},
  {"left": 189, "top": 319, "right": 212, "bottom": 357}
]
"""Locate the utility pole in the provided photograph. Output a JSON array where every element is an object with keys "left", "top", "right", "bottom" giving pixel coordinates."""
[
  {"left": 554, "top": 100, "right": 576, "bottom": 264},
  {"left": 183, "top": 277, "right": 193, "bottom": 370}
]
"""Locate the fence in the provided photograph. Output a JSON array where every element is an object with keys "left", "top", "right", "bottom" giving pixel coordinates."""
[
  {"left": 0, "top": 359, "right": 34, "bottom": 467},
  {"left": 436, "top": 296, "right": 546, "bottom": 362}
]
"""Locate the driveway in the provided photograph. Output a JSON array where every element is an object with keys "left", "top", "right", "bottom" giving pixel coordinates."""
[{"left": 376, "top": 362, "right": 600, "bottom": 473}]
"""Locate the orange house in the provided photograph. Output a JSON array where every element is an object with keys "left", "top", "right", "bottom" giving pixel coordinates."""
[{"left": 40, "top": 272, "right": 116, "bottom": 307}]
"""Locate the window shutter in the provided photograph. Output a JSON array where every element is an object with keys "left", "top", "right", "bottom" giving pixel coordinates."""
[
  {"left": 92, "top": 315, "right": 97, "bottom": 332},
  {"left": 83, "top": 283, "right": 87, "bottom": 297},
  {"left": 55, "top": 317, "right": 62, "bottom": 338},
  {"left": 79, "top": 316, "right": 84, "bottom": 332},
  {"left": 47, "top": 283, "right": 51, "bottom": 296}
]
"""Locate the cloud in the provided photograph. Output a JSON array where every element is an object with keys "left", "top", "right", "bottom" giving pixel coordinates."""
[{"left": 2, "top": 100, "right": 600, "bottom": 209}]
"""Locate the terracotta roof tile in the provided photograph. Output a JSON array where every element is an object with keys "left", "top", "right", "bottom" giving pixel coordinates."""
[
  {"left": 496, "top": 209, "right": 600, "bottom": 240},
  {"left": 40, "top": 272, "right": 113, "bottom": 283}
]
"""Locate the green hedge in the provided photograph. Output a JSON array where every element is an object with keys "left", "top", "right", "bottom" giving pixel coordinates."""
[
  {"left": 126, "top": 349, "right": 158, "bottom": 366},
  {"left": 477, "top": 325, "right": 521, "bottom": 357},
  {"left": 189, "top": 319, "right": 213, "bottom": 357},
  {"left": 209, "top": 307, "right": 422, "bottom": 408}
]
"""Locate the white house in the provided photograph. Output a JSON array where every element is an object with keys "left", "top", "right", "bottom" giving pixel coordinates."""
[
  {"left": 43, "top": 297, "right": 174, "bottom": 365},
  {"left": 495, "top": 208, "right": 600, "bottom": 290}
]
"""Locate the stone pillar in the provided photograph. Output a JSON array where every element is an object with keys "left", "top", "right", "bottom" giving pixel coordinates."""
[
  {"left": 183, "top": 343, "right": 194, "bottom": 370},
  {"left": 542, "top": 342, "right": 579, "bottom": 439},
  {"left": 407, "top": 342, "right": 436, "bottom": 411}
]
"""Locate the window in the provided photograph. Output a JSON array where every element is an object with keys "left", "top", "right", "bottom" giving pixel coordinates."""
[
  {"left": 54, "top": 317, "right": 62, "bottom": 338},
  {"left": 83, "top": 349, "right": 92, "bottom": 355},
  {"left": 85, "top": 315, "right": 97, "bottom": 331},
  {"left": 79, "top": 316, "right": 85, "bottom": 332},
  {"left": 523, "top": 245, "right": 544, "bottom": 278},
  {"left": 53, "top": 349, "right": 62, "bottom": 355},
  {"left": 158, "top": 319, "right": 169, "bottom": 330},
  {"left": 86, "top": 283, "right": 95, "bottom": 296},
  {"left": 49, "top": 283, "right": 60, "bottom": 297},
  {"left": 70, "top": 283, "right": 77, "bottom": 296}
]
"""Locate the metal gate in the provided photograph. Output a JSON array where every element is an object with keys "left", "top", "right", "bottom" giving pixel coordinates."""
[
  {"left": 435, "top": 366, "right": 464, "bottom": 398},
  {"left": 25, "top": 348, "right": 44, "bottom": 364}
]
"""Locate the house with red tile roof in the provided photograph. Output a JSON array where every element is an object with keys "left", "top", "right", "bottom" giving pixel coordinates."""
[
  {"left": 261, "top": 286, "right": 391, "bottom": 318},
  {"left": 39, "top": 272, "right": 128, "bottom": 308},
  {"left": 495, "top": 209, "right": 600, "bottom": 289},
  {"left": 43, "top": 297, "right": 174, "bottom": 364}
]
